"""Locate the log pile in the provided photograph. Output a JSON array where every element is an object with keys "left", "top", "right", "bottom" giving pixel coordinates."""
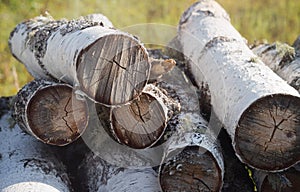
[{"left": 1, "top": 0, "right": 300, "bottom": 191}]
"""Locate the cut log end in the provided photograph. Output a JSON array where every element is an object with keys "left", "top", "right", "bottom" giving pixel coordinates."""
[
  {"left": 77, "top": 34, "right": 150, "bottom": 105},
  {"left": 236, "top": 94, "right": 300, "bottom": 170},
  {"left": 160, "top": 146, "right": 222, "bottom": 192},
  {"left": 27, "top": 85, "right": 88, "bottom": 146},
  {"left": 111, "top": 93, "right": 167, "bottom": 149}
]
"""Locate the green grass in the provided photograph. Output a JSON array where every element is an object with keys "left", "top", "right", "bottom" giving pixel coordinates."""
[{"left": 0, "top": 0, "right": 299, "bottom": 96}]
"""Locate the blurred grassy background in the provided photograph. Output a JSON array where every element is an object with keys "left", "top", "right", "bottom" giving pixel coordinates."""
[{"left": 0, "top": 0, "right": 299, "bottom": 96}]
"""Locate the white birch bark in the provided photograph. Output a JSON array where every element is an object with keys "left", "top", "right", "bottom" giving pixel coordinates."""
[
  {"left": 78, "top": 152, "right": 161, "bottom": 192},
  {"left": 178, "top": 0, "right": 300, "bottom": 171},
  {"left": 9, "top": 14, "right": 150, "bottom": 105},
  {"left": 0, "top": 99, "right": 72, "bottom": 191},
  {"left": 157, "top": 67, "right": 224, "bottom": 192}
]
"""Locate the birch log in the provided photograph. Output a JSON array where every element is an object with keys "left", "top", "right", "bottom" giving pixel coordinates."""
[
  {"left": 78, "top": 152, "right": 161, "bottom": 192},
  {"left": 96, "top": 84, "right": 179, "bottom": 149},
  {"left": 13, "top": 79, "right": 88, "bottom": 146},
  {"left": 253, "top": 165, "right": 300, "bottom": 192},
  {"left": 0, "top": 98, "right": 72, "bottom": 191},
  {"left": 156, "top": 66, "right": 224, "bottom": 192},
  {"left": 252, "top": 43, "right": 300, "bottom": 91},
  {"left": 178, "top": 0, "right": 300, "bottom": 171},
  {"left": 252, "top": 43, "right": 300, "bottom": 192},
  {"left": 9, "top": 14, "right": 150, "bottom": 105}
]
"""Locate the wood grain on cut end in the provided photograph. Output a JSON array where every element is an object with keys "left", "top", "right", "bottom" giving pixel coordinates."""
[
  {"left": 77, "top": 34, "right": 150, "bottom": 105},
  {"left": 111, "top": 93, "right": 166, "bottom": 149},
  {"left": 236, "top": 94, "right": 300, "bottom": 170},
  {"left": 27, "top": 85, "right": 88, "bottom": 146},
  {"left": 160, "top": 146, "right": 222, "bottom": 192}
]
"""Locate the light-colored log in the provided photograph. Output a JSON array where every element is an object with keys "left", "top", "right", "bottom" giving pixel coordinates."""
[
  {"left": 0, "top": 98, "right": 72, "bottom": 191},
  {"left": 9, "top": 14, "right": 150, "bottom": 105},
  {"left": 178, "top": 0, "right": 300, "bottom": 171},
  {"left": 78, "top": 152, "right": 161, "bottom": 192},
  {"left": 156, "top": 66, "right": 224, "bottom": 192}
]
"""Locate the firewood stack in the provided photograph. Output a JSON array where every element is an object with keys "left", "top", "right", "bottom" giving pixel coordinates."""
[{"left": 1, "top": 0, "right": 299, "bottom": 191}]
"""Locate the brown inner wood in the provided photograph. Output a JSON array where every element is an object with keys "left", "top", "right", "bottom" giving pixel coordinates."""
[
  {"left": 27, "top": 85, "right": 88, "bottom": 146},
  {"left": 160, "top": 146, "right": 222, "bottom": 192},
  {"left": 76, "top": 34, "right": 150, "bottom": 105},
  {"left": 111, "top": 93, "right": 166, "bottom": 149},
  {"left": 236, "top": 94, "right": 300, "bottom": 170}
]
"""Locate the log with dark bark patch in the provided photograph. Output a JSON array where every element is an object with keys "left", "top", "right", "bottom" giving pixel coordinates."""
[
  {"left": 252, "top": 42, "right": 300, "bottom": 192},
  {"left": 13, "top": 79, "right": 88, "bottom": 146},
  {"left": 0, "top": 97, "right": 72, "bottom": 191},
  {"left": 9, "top": 14, "right": 150, "bottom": 105},
  {"left": 78, "top": 152, "right": 161, "bottom": 192},
  {"left": 156, "top": 66, "right": 224, "bottom": 192},
  {"left": 96, "top": 84, "right": 180, "bottom": 149},
  {"left": 149, "top": 49, "right": 254, "bottom": 192},
  {"left": 178, "top": 0, "right": 300, "bottom": 171},
  {"left": 252, "top": 42, "right": 300, "bottom": 91}
]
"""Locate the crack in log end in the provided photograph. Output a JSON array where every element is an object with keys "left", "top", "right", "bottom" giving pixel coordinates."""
[
  {"left": 111, "top": 93, "right": 166, "bottom": 149},
  {"left": 62, "top": 97, "right": 75, "bottom": 133},
  {"left": 27, "top": 84, "right": 88, "bottom": 146},
  {"left": 76, "top": 34, "right": 150, "bottom": 105},
  {"left": 236, "top": 94, "right": 300, "bottom": 171},
  {"left": 160, "top": 146, "right": 222, "bottom": 192}
]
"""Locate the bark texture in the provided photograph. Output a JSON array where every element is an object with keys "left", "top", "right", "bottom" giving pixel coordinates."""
[
  {"left": 0, "top": 98, "right": 72, "bottom": 191},
  {"left": 252, "top": 43, "right": 300, "bottom": 91},
  {"left": 178, "top": 0, "right": 300, "bottom": 171},
  {"left": 78, "top": 152, "right": 161, "bottom": 192},
  {"left": 13, "top": 79, "right": 88, "bottom": 146},
  {"left": 149, "top": 49, "right": 254, "bottom": 192},
  {"left": 293, "top": 35, "right": 300, "bottom": 52},
  {"left": 253, "top": 165, "right": 300, "bottom": 192},
  {"left": 156, "top": 66, "right": 224, "bottom": 192},
  {"left": 252, "top": 41, "right": 300, "bottom": 192},
  {"left": 9, "top": 14, "right": 150, "bottom": 105}
]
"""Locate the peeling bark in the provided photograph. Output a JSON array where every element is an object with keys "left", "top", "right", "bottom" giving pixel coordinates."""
[
  {"left": 9, "top": 14, "right": 150, "bottom": 105},
  {"left": 13, "top": 79, "right": 88, "bottom": 146},
  {"left": 178, "top": 0, "right": 300, "bottom": 171},
  {"left": 0, "top": 98, "right": 72, "bottom": 191}
]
